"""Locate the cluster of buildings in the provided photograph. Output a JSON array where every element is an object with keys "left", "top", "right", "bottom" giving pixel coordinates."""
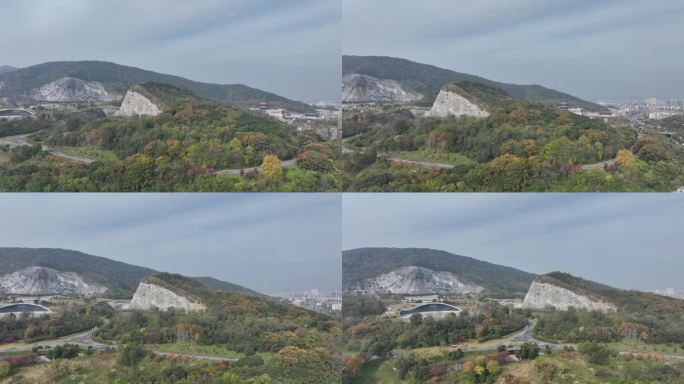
[
  {"left": 251, "top": 100, "right": 341, "bottom": 140},
  {"left": 596, "top": 97, "right": 684, "bottom": 120},
  {"left": 557, "top": 102, "right": 614, "bottom": 120},
  {"left": 652, "top": 287, "right": 684, "bottom": 299},
  {"left": 272, "top": 289, "right": 342, "bottom": 314}
]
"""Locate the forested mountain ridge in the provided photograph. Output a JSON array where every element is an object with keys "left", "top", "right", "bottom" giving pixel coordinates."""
[
  {"left": 343, "top": 55, "right": 607, "bottom": 112},
  {"left": 0, "top": 65, "right": 17, "bottom": 74},
  {"left": 0, "top": 81, "right": 339, "bottom": 192},
  {"left": 0, "top": 60, "right": 313, "bottom": 112},
  {"left": 0, "top": 247, "right": 260, "bottom": 298},
  {"left": 343, "top": 247, "right": 537, "bottom": 296}
]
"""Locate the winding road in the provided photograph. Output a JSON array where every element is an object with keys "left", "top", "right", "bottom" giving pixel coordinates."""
[
  {"left": 343, "top": 137, "right": 455, "bottom": 169},
  {"left": 216, "top": 158, "right": 297, "bottom": 176},
  {"left": 0, "top": 326, "right": 240, "bottom": 363},
  {"left": 384, "top": 155, "right": 455, "bottom": 169},
  {"left": 153, "top": 351, "right": 238, "bottom": 363},
  {"left": 0, "top": 133, "right": 94, "bottom": 164}
]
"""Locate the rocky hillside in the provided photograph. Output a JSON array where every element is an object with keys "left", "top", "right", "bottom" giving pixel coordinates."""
[
  {"left": 0, "top": 60, "right": 313, "bottom": 112},
  {"left": 343, "top": 55, "right": 607, "bottom": 112},
  {"left": 30, "top": 76, "right": 120, "bottom": 102},
  {"left": 522, "top": 280, "right": 616, "bottom": 312},
  {"left": 343, "top": 248, "right": 536, "bottom": 296},
  {"left": 343, "top": 73, "right": 423, "bottom": 103},
  {"left": 426, "top": 89, "right": 489, "bottom": 118},
  {"left": 0, "top": 248, "right": 260, "bottom": 298},
  {"left": 128, "top": 279, "right": 206, "bottom": 312},
  {"left": 0, "top": 266, "right": 106, "bottom": 295},
  {"left": 115, "top": 90, "right": 161, "bottom": 117},
  {"left": 353, "top": 265, "right": 483, "bottom": 295}
]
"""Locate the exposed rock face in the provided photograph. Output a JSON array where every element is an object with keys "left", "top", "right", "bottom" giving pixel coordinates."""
[
  {"left": 343, "top": 74, "right": 423, "bottom": 103},
  {"left": 522, "top": 281, "right": 616, "bottom": 312},
  {"left": 128, "top": 282, "right": 206, "bottom": 312},
  {"left": 0, "top": 266, "right": 106, "bottom": 295},
  {"left": 356, "top": 266, "right": 483, "bottom": 295},
  {"left": 30, "top": 77, "right": 119, "bottom": 102},
  {"left": 426, "top": 89, "right": 489, "bottom": 118},
  {"left": 115, "top": 90, "right": 161, "bottom": 117}
]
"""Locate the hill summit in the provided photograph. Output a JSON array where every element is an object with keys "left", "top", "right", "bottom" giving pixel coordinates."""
[
  {"left": 343, "top": 55, "right": 606, "bottom": 112},
  {"left": 343, "top": 247, "right": 537, "bottom": 296},
  {"left": 0, "top": 60, "right": 313, "bottom": 112},
  {"left": 0, "top": 247, "right": 260, "bottom": 298}
]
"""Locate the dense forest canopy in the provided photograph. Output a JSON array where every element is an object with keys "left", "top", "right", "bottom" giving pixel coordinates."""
[
  {"left": 343, "top": 86, "right": 684, "bottom": 191},
  {"left": 0, "top": 83, "right": 340, "bottom": 192}
]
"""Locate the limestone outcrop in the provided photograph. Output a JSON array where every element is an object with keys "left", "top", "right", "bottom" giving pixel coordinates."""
[
  {"left": 0, "top": 266, "right": 106, "bottom": 295},
  {"left": 522, "top": 281, "right": 616, "bottom": 312},
  {"left": 343, "top": 74, "right": 423, "bottom": 103},
  {"left": 115, "top": 90, "right": 161, "bottom": 117},
  {"left": 30, "top": 77, "right": 119, "bottom": 102},
  {"left": 127, "top": 282, "right": 206, "bottom": 311},
  {"left": 355, "top": 266, "right": 483, "bottom": 295},
  {"left": 426, "top": 89, "right": 489, "bottom": 118}
]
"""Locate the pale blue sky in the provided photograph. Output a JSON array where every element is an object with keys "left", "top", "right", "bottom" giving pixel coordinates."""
[
  {"left": 344, "top": 0, "right": 684, "bottom": 101},
  {"left": 343, "top": 194, "right": 684, "bottom": 291},
  {"left": 0, "top": 194, "right": 341, "bottom": 292},
  {"left": 0, "top": 0, "right": 341, "bottom": 101}
]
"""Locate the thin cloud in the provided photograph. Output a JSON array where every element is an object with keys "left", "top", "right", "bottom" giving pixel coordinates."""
[
  {"left": 0, "top": 0, "right": 340, "bottom": 101},
  {"left": 343, "top": 0, "right": 684, "bottom": 100}
]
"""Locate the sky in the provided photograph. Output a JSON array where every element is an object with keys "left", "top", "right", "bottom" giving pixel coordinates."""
[
  {"left": 0, "top": 194, "right": 341, "bottom": 293},
  {"left": 0, "top": 0, "right": 341, "bottom": 101},
  {"left": 343, "top": 0, "right": 684, "bottom": 101},
  {"left": 343, "top": 194, "right": 684, "bottom": 292}
]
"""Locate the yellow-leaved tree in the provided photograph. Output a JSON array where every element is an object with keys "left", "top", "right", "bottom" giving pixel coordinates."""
[
  {"left": 615, "top": 149, "right": 636, "bottom": 170},
  {"left": 261, "top": 155, "right": 283, "bottom": 179}
]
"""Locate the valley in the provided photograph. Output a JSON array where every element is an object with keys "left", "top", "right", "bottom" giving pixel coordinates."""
[
  {"left": 342, "top": 56, "right": 684, "bottom": 192},
  {"left": 342, "top": 248, "right": 684, "bottom": 384},
  {"left": 0, "top": 61, "right": 341, "bottom": 192}
]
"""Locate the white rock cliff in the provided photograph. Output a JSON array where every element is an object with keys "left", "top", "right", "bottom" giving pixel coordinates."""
[
  {"left": 0, "top": 266, "right": 106, "bottom": 295},
  {"left": 30, "top": 77, "right": 119, "bottom": 102},
  {"left": 426, "top": 89, "right": 489, "bottom": 118},
  {"left": 343, "top": 74, "right": 423, "bottom": 103},
  {"left": 115, "top": 91, "right": 161, "bottom": 117},
  {"left": 357, "top": 266, "right": 483, "bottom": 295},
  {"left": 128, "top": 282, "right": 206, "bottom": 312},
  {"left": 522, "top": 281, "right": 616, "bottom": 312}
]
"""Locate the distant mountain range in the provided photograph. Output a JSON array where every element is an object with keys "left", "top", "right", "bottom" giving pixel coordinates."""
[
  {"left": 343, "top": 247, "right": 537, "bottom": 296},
  {"left": 0, "top": 61, "right": 313, "bottom": 112},
  {"left": 0, "top": 247, "right": 261, "bottom": 298},
  {"left": 0, "top": 65, "right": 17, "bottom": 74},
  {"left": 343, "top": 55, "right": 607, "bottom": 112}
]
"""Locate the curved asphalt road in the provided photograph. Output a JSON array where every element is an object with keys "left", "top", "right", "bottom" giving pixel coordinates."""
[
  {"left": 216, "top": 158, "right": 297, "bottom": 176},
  {"left": 0, "top": 133, "right": 94, "bottom": 164}
]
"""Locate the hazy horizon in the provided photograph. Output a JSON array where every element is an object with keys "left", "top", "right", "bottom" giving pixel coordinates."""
[
  {"left": 343, "top": 0, "right": 684, "bottom": 101},
  {"left": 0, "top": 194, "right": 341, "bottom": 293},
  {"left": 0, "top": 0, "right": 341, "bottom": 101},
  {"left": 343, "top": 194, "right": 684, "bottom": 292}
]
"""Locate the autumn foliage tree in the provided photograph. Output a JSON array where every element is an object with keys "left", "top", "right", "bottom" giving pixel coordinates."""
[
  {"left": 615, "top": 149, "right": 636, "bottom": 170},
  {"left": 261, "top": 155, "right": 283, "bottom": 179}
]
